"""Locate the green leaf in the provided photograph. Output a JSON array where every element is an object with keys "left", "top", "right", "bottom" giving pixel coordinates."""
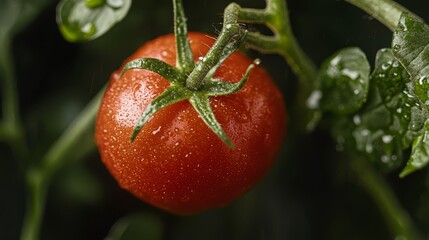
[
  {"left": 173, "top": 0, "right": 194, "bottom": 72},
  {"left": 190, "top": 93, "right": 234, "bottom": 148},
  {"left": 122, "top": 58, "right": 184, "bottom": 84},
  {"left": 318, "top": 47, "right": 370, "bottom": 114},
  {"left": 400, "top": 120, "right": 429, "bottom": 178},
  {"left": 392, "top": 13, "right": 429, "bottom": 107},
  {"left": 332, "top": 48, "right": 426, "bottom": 170},
  {"left": 57, "top": 0, "right": 131, "bottom": 42},
  {"left": 105, "top": 213, "right": 163, "bottom": 240},
  {"left": 203, "top": 59, "right": 256, "bottom": 96},
  {"left": 130, "top": 86, "right": 191, "bottom": 142}
]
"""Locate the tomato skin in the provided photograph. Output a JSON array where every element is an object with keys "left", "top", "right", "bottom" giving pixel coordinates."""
[{"left": 95, "top": 32, "right": 286, "bottom": 214}]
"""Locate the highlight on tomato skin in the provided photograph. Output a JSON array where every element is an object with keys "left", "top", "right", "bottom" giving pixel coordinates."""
[{"left": 95, "top": 32, "right": 287, "bottom": 215}]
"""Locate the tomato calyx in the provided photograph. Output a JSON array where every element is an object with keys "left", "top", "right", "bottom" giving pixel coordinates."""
[{"left": 122, "top": 0, "right": 258, "bottom": 148}]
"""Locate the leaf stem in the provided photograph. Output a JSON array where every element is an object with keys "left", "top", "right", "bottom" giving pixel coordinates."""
[
  {"left": 42, "top": 88, "right": 104, "bottom": 178},
  {"left": 20, "top": 88, "right": 104, "bottom": 240},
  {"left": 0, "top": 36, "right": 25, "bottom": 146},
  {"left": 345, "top": 0, "right": 419, "bottom": 31},
  {"left": 185, "top": 3, "right": 245, "bottom": 90},
  {"left": 349, "top": 156, "right": 421, "bottom": 240},
  {"left": 234, "top": 0, "right": 318, "bottom": 86},
  {"left": 20, "top": 170, "right": 47, "bottom": 240}
]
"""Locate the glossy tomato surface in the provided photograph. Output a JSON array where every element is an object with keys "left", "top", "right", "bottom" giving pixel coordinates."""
[{"left": 95, "top": 32, "right": 286, "bottom": 214}]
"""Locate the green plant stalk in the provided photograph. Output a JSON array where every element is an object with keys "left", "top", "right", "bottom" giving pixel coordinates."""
[
  {"left": 185, "top": 3, "right": 244, "bottom": 90},
  {"left": 0, "top": 36, "right": 24, "bottom": 145},
  {"left": 19, "top": 89, "right": 104, "bottom": 240},
  {"left": 345, "top": 0, "right": 419, "bottom": 31},
  {"left": 20, "top": 170, "right": 47, "bottom": 240},
  {"left": 350, "top": 157, "right": 421, "bottom": 240},
  {"left": 234, "top": 0, "right": 318, "bottom": 86}
]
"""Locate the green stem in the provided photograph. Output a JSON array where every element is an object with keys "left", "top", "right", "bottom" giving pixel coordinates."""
[
  {"left": 20, "top": 170, "right": 47, "bottom": 240},
  {"left": 345, "top": 0, "right": 419, "bottom": 31},
  {"left": 185, "top": 4, "right": 244, "bottom": 90},
  {"left": 173, "top": 0, "right": 194, "bottom": 72},
  {"left": 0, "top": 36, "right": 24, "bottom": 145},
  {"left": 235, "top": 0, "right": 318, "bottom": 86},
  {"left": 350, "top": 157, "right": 421, "bottom": 240},
  {"left": 42, "top": 88, "right": 104, "bottom": 178},
  {"left": 20, "top": 88, "right": 104, "bottom": 240}
]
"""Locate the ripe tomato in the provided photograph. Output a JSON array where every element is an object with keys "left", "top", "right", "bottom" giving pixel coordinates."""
[{"left": 95, "top": 32, "right": 286, "bottom": 214}]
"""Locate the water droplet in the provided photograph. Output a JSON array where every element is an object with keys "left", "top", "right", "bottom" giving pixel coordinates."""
[
  {"left": 254, "top": 58, "right": 261, "bottom": 65},
  {"left": 418, "top": 76, "right": 426, "bottom": 85},
  {"left": 306, "top": 90, "right": 322, "bottom": 109},
  {"left": 392, "top": 61, "right": 400, "bottom": 68},
  {"left": 152, "top": 126, "right": 162, "bottom": 135},
  {"left": 161, "top": 50, "right": 170, "bottom": 57},
  {"left": 381, "top": 62, "right": 391, "bottom": 70},
  {"left": 330, "top": 55, "right": 341, "bottom": 66},
  {"left": 81, "top": 23, "right": 96, "bottom": 35},
  {"left": 341, "top": 69, "right": 359, "bottom": 80},
  {"left": 382, "top": 135, "right": 393, "bottom": 143},
  {"left": 393, "top": 44, "right": 401, "bottom": 52},
  {"left": 381, "top": 155, "right": 390, "bottom": 163},
  {"left": 353, "top": 115, "right": 361, "bottom": 125}
]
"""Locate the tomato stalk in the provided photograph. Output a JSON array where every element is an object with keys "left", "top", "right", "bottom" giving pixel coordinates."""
[
  {"left": 345, "top": 0, "right": 420, "bottom": 31},
  {"left": 124, "top": 0, "right": 258, "bottom": 147},
  {"left": 228, "top": 0, "right": 318, "bottom": 86},
  {"left": 185, "top": 4, "right": 246, "bottom": 90}
]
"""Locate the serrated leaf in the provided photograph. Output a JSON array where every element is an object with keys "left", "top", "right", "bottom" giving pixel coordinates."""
[
  {"left": 400, "top": 120, "right": 429, "bottom": 178},
  {"left": 332, "top": 48, "right": 426, "bottom": 171},
  {"left": 318, "top": 47, "right": 370, "bottom": 114},
  {"left": 57, "top": 0, "right": 131, "bottom": 42},
  {"left": 392, "top": 13, "right": 429, "bottom": 108}
]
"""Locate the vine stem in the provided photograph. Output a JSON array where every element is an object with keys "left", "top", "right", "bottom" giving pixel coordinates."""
[
  {"left": 345, "top": 0, "right": 419, "bottom": 31},
  {"left": 0, "top": 36, "right": 26, "bottom": 155},
  {"left": 349, "top": 157, "right": 421, "bottom": 240},
  {"left": 234, "top": 0, "right": 318, "bottom": 86},
  {"left": 19, "top": 89, "right": 104, "bottom": 240}
]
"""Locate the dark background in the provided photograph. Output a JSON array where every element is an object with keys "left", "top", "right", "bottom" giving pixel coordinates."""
[{"left": 2, "top": 0, "right": 429, "bottom": 239}]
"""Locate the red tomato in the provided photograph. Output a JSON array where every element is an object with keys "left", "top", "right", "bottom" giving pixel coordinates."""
[{"left": 95, "top": 32, "right": 286, "bottom": 214}]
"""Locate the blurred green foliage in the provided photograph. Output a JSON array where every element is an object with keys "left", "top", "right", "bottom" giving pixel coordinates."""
[{"left": 2, "top": 0, "right": 429, "bottom": 239}]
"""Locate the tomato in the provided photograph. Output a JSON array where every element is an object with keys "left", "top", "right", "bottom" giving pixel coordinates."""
[{"left": 95, "top": 32, "right": 286, "bottom": 214}]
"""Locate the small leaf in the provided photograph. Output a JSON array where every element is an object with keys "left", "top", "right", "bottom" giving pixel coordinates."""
[
  {"left": 131, "top": 86, "right": 191, "bottom": 141},
  {"left": 318, "top": 47, "right": 370, "bottom": 114},
  {"left": 203, "top": 59, "right": 256, "bottom": 96},
  {"left": 190, "top": 94, "right": 234, "bottom": 148},
  {"left": 57, "top": 0, "right": 131, "bottom": 42},
  {"left": 400, "top": 120, "right": 429, "bottom": 178},
  {"left": 392, "top": 13, "right": 429, "bottom": 108},
  {"left": 122, "top": 58, "right": 184, "bottom": 83}
]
